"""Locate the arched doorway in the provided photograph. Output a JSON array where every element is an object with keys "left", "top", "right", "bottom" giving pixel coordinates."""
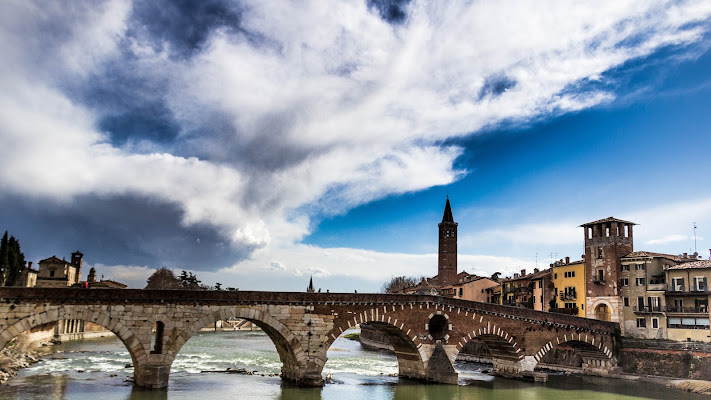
[{"left": 595, "top": 304, "right": 610, "bottom": 321}]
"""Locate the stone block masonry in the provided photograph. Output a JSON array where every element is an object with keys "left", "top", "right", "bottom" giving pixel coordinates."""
[{"left": 0, "top": 288, "right": 620, "bottom": 388}]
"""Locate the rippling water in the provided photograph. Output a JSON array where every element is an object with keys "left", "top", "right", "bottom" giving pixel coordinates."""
[{"left": 0, "top": 329, "right": 707, "bottom": 400}]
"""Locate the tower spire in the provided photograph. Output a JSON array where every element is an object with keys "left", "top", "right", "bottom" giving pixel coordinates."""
[
  {"left": 307, "top": 276, "right": 315, "bottom": 293},
  {"left": 442, "top": 197, "right": 454, "bottom": 223}
]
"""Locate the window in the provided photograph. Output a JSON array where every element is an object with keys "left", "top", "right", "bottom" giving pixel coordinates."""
[
  {"left": 458, "top": 288, "right": 462, "bottom": 296},
  {"left": 694, "top": 277, "right": 707, "bottom": 292},
  {"left": 622, "top": 265, "right": 630, "bottom": 271},
  {"left": 563, "top": 271, "right": 576, "bottom": 278},
  {"left": 636, "top": 318, "right": 646, "bottom": 328},
  {"left": 652, "top": 318, "right": 659, "bottom": 329},
  {"left": 623, "top": 297, "right": 629, "bottom": 307},
  {"left": 635, "top": 264, "right": 645, "bottom": 271},
  {"left": 638, "top": 297, "right": 645, "bottom": 310},
  {"left": 533, "top": 296, "right": 536, "bottom": 304},
  {"left": 672, "top": 278, "right": 685, "bottom": 292},
  {"left": 598, "top": 270, "right": 604, "bottom": 281},
  {"left": 538, "top": 281, "right": 542, "bottom": 289},
  {"left": 554, "top": 273, "right": 558, "bottom": 279},
  {"left": 621, "top": 278, "right": 629, "bottom": 286},
  {"left": 597, "top": 247, "right": 603, "bottom": 259},
  {"left": 564, "top": 302, "right": 576, "bottom": 309},
  {"left": 636, "top": 277, "right": 646, "bottom": 286},
  {"left": 49, "top": 270, "right": 55, "bottom": 277}
]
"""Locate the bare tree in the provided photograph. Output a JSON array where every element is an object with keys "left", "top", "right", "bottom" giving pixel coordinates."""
[
  {"left": 145, "top": 267, "right": 182, "bottom": 290},
  {"left": 381, "top": 276, "right": 420, "bottom": 293}
]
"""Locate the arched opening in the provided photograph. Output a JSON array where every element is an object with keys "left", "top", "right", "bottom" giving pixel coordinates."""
[
  {"left": 0, "top": 310, "right": 140, "bottom": 389},
  {"left": 168, "top": 308, "right": 304, "bottom": 383},
  {"left": 537, "top": 340, "right": 612, "bottom": 370},
  {"left": 327, "top": 321, "right": 426, "bottom": 382},
  {"left": 595, "top": 304, "right": 610, "bottom": 321},
  {"left": 428, "top": 315, "right": 448, "bottom": 340}
]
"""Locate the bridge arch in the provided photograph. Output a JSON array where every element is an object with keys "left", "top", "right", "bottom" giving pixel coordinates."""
[
  {"left": 325, "top": 306, "right": 428, "bottom": 381},
  {"left": 165, "top": 306, "right": 307, "bottom": 383},
  {"left": 533, "top": 331, "right": 614, "bottom": 367},
  {"left": 0, "top": 306, "right": 145, "bottom": 376},
  {"left": 452, "top": 318, "right": 524, "bottom": 375}
]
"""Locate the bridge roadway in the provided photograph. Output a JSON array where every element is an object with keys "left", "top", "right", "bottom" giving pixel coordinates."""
[{"left": 0, "top": 288, "right": 619, "bottom": 388}]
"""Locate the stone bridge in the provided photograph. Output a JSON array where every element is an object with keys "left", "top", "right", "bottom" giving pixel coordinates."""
[{"left": 0, "top": 288, "right": 619, "bottom": 388}]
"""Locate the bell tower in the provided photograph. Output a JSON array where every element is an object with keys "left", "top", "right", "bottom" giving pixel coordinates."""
[{"left": 438, "top": 197, "right": 458, "bottom": 286}]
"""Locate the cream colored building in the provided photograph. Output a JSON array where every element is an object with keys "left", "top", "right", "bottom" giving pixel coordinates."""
[
  {"left": 665, "top": 260, "right": 711, "bottom": 342},
  {"left": 447, "top": 275, "right": 499, "bottom": 302},
  {"left": 35, "top": 251, "right": 83, "bottom": 288}
]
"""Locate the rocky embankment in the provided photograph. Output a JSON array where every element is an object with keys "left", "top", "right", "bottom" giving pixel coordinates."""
[{"left": 0, "top": 347, "right": 40, "bottom": 383}]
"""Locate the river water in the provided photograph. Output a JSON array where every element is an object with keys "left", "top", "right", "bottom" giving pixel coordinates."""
[{"left": 0, "top": 329, "right": 706, "bottom": 400}]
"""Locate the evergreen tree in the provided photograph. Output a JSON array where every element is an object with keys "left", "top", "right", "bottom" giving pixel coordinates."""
[
  {"left": 0, "top": 232, "right": 26, "bottom": 286},
  {"left": 0, "top": 231, "right": 8, "bottom": 285}
]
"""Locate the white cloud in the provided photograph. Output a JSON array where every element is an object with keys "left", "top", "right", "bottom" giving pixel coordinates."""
[{"left": 1, "top": 1, "right": 711, "bottom": 289}]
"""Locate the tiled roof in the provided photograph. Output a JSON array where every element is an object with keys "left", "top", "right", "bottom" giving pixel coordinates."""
[
  {"left": 580, "top": 216, "right": 636, "bottom": 227},
  {"left": 666, "top": 260, "right": 711, "bottom": 270},
  {"left": 622, "top": 251, "right": 685, "bottom": 262}
]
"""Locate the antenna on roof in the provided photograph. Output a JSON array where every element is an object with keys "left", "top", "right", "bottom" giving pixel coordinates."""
[{"left": 693, "top": 222, "right": 697, "bottom": 253}]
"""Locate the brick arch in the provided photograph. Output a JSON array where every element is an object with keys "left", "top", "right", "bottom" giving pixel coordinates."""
[
  {"left": 452, "top": 315, "right": 524, "bottom": 364},
  {"left": 324, "top": 306, "right": 429, "bottom": 380},
  {"left": 532, "top": 331, "right": 614, "bottom": 364},
  {"left": 165, "top": 306, "right": 306, "bottom": 380},
  {"left": 0, "top": 306, "right": 144, "bottom": 367}
]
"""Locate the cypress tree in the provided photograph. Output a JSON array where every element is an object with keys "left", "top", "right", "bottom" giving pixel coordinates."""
[
  {"left": 0, "top": 231, "right": 8, "bottom": 285},
  {"left": 1, "top": 232, "right": 26, "bottom": 286}
]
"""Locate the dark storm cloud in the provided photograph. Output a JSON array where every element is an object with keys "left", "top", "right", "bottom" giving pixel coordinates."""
[
  {"left": 478, "top": 74, "right": 517, "bottom": 100},
  {"left": 130, "top": 0, "right": 244, "bottom": 58},
  {"left": 367, "top": 0, "right": 411, "bottom": 24},
  {"left": 0, "top": 195, "right": 254, "bottom": 271}
]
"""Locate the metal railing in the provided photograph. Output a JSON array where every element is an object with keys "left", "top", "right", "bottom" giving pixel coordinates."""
[
  {"left": 632, "top": 306, "right": 662, "bottom": 313},
  {"left": 664, "top": 306, "right": 708, "bottom": 313}
]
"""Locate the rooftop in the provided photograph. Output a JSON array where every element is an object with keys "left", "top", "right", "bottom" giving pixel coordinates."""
[
  {"left": 667, "top": 260, "right": 711, "bottom": 270},
  {"left": 622, "top": 251, "right": 686, "bottom": 262},
  {"left": 580, "top": 216, "right": 636, "bottom": 227}
]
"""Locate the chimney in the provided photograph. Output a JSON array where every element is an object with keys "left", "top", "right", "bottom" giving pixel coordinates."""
[
  {"left": 27, "top": 262, "right": 32, "bottom": 269},
  {"left": 534, "top": 268, "right": 540, "bottom": 273},
  {"left": 708, "top": 249, "right": 711, "bottom": 260},
  {"left": 683, "top": 252, "right": 688, "bottom": 259},
  {"left": 514, "top": 273, "right": 520, "bottom": 278},
  {"left": 521, "top": 269, "right": 526, "bottom": 276},
  {"left": 565, "top": 257, "right": 570, "bottom": 265}
]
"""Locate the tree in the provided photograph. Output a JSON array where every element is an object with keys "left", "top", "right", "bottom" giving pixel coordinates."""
[
  {"left": 214, "top": 282, "right": 222, "bottom": 291},
  {"left": 0, "top": 231, "right": 26, "bottom": 286},
  {"left": 145, "top": 267, "right": 182, "bottom": 290},
  {"left": 490, "top": 272, "right": 501, "bottom": 282},
  {"left": 179, "top": 270, "right": 207, "bottom": 290},
  {"left": 381, "top": 276, "right": 419, "bottom": 293}
]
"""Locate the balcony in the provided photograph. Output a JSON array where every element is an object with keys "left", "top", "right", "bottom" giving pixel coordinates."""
[
  {"left": 633, "top": 306, "right": 663, "bottom": 313},
  {"left": 664, "top": 306, "right": 708, "bottom": 314},
  {"left": 667, "top": 285, "right": 685, "bottom": 293},
  {"left": 592, "top": 279, "right": 605, "bottom": 285},
  {"left": 559, "top": 293, "right": 577, "bottom": 301},
  {"left": 647, "top": 283, "right": 667, "bottom": 291}
]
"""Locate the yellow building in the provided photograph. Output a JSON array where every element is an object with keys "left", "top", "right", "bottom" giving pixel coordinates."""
[{"left": 551, "top": 259, "right": 586, "bottom": 317}]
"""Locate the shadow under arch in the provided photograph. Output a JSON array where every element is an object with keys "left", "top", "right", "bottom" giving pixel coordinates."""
[
  {"left": 0, "top": 307, "right": 143, "bottom": 372},
  {"left": 451, "top": 321, "right": 524, "bottom": 375},
  {"left": 536, "top": 337, "right": 614, "bottom": 368},
  {"left": 166, "top": 307, "right": 307, "bottom": 383}
]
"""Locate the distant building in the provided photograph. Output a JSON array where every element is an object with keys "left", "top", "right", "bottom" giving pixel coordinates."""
[
  {"left": 551, "top": 258, "right": 586, "bottom": 317},
  {"left": 665, "top": 259, "right": 711, "bottom": 342},
  {"left": 442, "top": 274, "right": 499, "bottom": 302},
  {"left": 35, "top": 251, "right": 84, "bottom": 288},
  {"left": 581, "top": 217, "right": 636, "bottom": 323},
  {"left": 397, "top": 197, "right": 460, "bottom": 295},
  {"left": 485, "top": 285, "right": 502, "bottom": 305},
  {"left": 619, "top": 252, "right": 683, "bottom": 338},
  {"left": 530, "top": 268, "right": 554, "bottom": 312},
  {"left": 307, "top": 276, "right": 315, "bottom": 293},
  {"left": 15, "top": 261, "right": 38, "bottom": 287}
]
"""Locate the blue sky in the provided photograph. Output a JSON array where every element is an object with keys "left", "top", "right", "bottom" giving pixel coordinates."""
[{"left": 1, "top": 1, "right": 710, "bottom": 291}]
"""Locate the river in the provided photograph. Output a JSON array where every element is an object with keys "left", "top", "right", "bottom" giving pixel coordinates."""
[{"left": 0, "top": 329, "right": 706, "bottom": 400}]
